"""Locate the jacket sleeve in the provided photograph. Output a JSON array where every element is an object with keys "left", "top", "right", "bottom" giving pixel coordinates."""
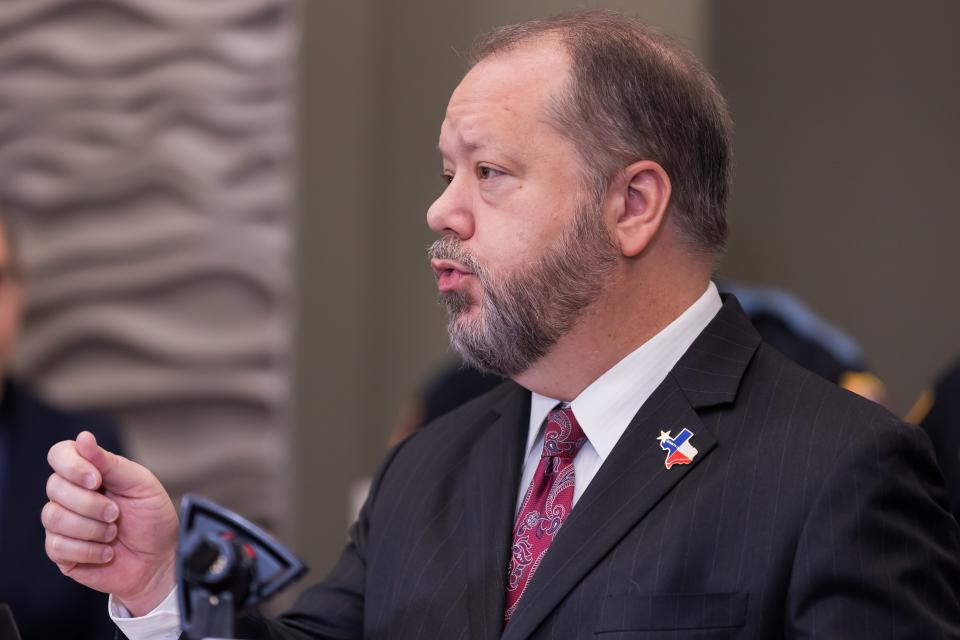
[{"left": 787, "top": 414, "right": 960, "bottom": 637}]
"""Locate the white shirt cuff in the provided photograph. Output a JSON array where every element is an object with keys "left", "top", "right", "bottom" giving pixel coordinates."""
[{"left": 109, "top": 586, "right": 182, "bottom": 640}]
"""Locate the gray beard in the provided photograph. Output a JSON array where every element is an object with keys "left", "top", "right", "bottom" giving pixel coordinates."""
[{"left": 428, "top": 205, "right": 618, "bottom": 377}]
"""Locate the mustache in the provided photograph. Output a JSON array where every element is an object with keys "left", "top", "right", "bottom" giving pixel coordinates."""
[{"left": 427, "top": 236, "right": 484, "bottom": 276}]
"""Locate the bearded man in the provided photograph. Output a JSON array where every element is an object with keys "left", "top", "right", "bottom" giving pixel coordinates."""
[{"left": 42, "top": 11, "right": 960, "bottom": 639}]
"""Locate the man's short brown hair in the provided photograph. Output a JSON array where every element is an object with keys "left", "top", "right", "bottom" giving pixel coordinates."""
[{"left": 468, "top": 10, "right": 733, "bottom": 259}]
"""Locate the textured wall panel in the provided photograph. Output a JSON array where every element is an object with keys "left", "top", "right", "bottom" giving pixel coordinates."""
[{"left": 0, "top": 0, "right": 298, "bottom": 531}]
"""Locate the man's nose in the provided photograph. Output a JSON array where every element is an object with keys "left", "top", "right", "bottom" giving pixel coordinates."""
[{"left": 427, "top": 177, "right": 475, "bottom": 240}]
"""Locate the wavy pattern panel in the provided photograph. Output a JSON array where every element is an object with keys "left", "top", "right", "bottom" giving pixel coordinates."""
[{"left": 0, "top": 0, "right": 298, "bottom": 531}]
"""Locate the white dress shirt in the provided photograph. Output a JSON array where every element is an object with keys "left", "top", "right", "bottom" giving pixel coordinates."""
[
  {"left": 112, "top": 282, "right": 723, "bottom": 640},
  {"left": 110, "top": 587, "right": 182, "bottom": 640},
  {"left": 516, "top": 281, "right": 722, "bottom": 510}
]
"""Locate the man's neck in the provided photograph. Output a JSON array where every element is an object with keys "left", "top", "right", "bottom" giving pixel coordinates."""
[{"left": 512, "top": 276, "right": 712, "bottom": 401}]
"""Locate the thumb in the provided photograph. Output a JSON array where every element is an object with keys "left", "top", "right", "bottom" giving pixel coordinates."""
[{"left": 75, "top": 430, "right": 148, "bottom": 493}]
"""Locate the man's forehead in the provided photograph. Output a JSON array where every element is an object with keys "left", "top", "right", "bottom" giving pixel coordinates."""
[
  {"left": 437, "top": 109, "right": 510, "bottom": 151},
  {"left": 437, "top": 42, "right": 569, "bottom": 153}
]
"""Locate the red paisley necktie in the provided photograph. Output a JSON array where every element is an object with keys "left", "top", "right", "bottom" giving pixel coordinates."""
[{"left": 504, "top": 405, "right": 587, "bottom": 623}]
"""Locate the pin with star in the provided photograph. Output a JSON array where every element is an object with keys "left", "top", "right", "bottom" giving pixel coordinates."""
[{"left": 657, "top": 429, "right": 698, "bottom": 469}]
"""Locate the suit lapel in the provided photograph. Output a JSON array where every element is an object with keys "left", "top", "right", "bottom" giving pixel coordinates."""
[
  {"left": 463, "top": 383, "right": 530, "bottom": 640},
  {"left": 501, "top": 296, "right": 761, "bottom": 640}
]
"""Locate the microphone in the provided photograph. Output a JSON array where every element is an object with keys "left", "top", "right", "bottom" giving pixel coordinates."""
[{"left": 176, "top": 495, "right": 306, "bottom": 640}]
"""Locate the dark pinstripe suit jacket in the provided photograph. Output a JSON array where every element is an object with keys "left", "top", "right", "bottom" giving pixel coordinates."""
[{"left": 238, "top": 297, "right": 960, "bottom": 639}]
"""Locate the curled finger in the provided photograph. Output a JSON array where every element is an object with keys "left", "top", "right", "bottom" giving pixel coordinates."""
[
  {"left": 42, "top": 501, "right": 118, "bottom": 543},
  {"left": 46, "top": 473, "right": 118, "bottom": 523},
  {"left": 47, "top": 439, "right": 101, "bottom": 490},
  {"left": 45, "top": 531, "right": 114, "bottom": 566}
]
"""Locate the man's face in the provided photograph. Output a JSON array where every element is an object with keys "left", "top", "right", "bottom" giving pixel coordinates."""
[{"left": 427, "top": 42, "right": 619, "bottom": 376}]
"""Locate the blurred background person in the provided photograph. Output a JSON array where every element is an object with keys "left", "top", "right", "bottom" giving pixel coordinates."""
[
  {"left": 0, "top": 214, "right": 123, "bottom": 639},
  {"left": 908, "top": 359, "right": 960, "bottom": 520},
  {"left": 389, "top": 360, "right": 504, "bottom": 446},
  {"left": 718, "top": 280, "right": 887, "bottom": 404}
]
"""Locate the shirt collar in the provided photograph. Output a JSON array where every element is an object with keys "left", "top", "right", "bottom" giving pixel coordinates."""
[{"left": 525, "top": 281, "right": 723, "bottom": 460}]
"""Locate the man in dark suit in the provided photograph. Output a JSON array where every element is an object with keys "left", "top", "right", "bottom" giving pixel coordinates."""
[
  {"left": 42, "top": 10, "right": 960, "bottom": 638},
  {"left": 0, "top": 215, "right": 124, "bottom": 640}
]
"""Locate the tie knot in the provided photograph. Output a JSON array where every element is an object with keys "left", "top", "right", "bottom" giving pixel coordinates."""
[{"left": 541, "top": 406, "right": 587, "bottom": 460}]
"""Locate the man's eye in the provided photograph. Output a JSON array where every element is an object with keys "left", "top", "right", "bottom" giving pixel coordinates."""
[
  {"left": 476, "top": 165, "right": 503, "bottom": 180},
  {"left": 441, "top": 173, "right": 453, "bottom": 185}
]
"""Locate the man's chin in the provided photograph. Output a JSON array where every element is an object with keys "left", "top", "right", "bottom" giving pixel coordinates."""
[{"left": 441, "top": 293, "right": 480, "bottom": 320}]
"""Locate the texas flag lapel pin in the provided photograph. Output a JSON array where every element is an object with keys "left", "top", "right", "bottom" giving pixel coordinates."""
[{"left": 657, "top": 429, "right": 698, "bottom": 469}]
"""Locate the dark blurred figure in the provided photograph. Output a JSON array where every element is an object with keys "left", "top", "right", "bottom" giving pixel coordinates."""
[
  {"left": 718, "top": 280, "right": 886, "bottom": 405},
  {"left": 392, "top": 283, "right": 884, "bottom": 444},
  {"left": 390, "top": 363, "right": 503, "bottom": 445},
  {"left": 908, "top": 359, "right": 960, "bottom": 520},
  {"left": 0, "top": 216, "right": 123, "bottom": 640}
]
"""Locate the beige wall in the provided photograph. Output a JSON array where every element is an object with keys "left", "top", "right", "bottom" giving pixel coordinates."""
[
  {"left": 296, "top": 0, "right": 709, "bottom": 590},
  {"left": 1, "top": 0, "right": 298, "bottom": 536}
]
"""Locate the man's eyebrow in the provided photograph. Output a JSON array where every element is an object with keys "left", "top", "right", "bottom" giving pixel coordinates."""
[
  {"left": 440, "top": 139, "right": 521, "bottom": 167},
  {"left": 436, "top": 122, "right": 523, "bottom": 167},
  {"left": 438, "top": 138, "right": 485, "bottom": 155},
  {"left": 437, "top": 123, "right": 494, "bottom": 154}
]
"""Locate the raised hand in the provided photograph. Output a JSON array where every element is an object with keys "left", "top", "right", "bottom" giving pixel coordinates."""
[{"left": 43, "top": 431, "right": 179, "bottom": 616}]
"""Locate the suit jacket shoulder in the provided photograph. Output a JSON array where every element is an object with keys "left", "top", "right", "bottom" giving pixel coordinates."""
[{"left": 662, "top": 312, "right": 960, "bottom": 638}]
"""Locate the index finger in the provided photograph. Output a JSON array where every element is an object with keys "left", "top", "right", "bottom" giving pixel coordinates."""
[{"left": 47, "top": 438, "right": 102, "bottom": 491}]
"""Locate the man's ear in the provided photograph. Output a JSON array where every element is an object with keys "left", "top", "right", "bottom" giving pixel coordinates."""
[{"left": 614, "top": 160, "right": 671, "bottom": 258}]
